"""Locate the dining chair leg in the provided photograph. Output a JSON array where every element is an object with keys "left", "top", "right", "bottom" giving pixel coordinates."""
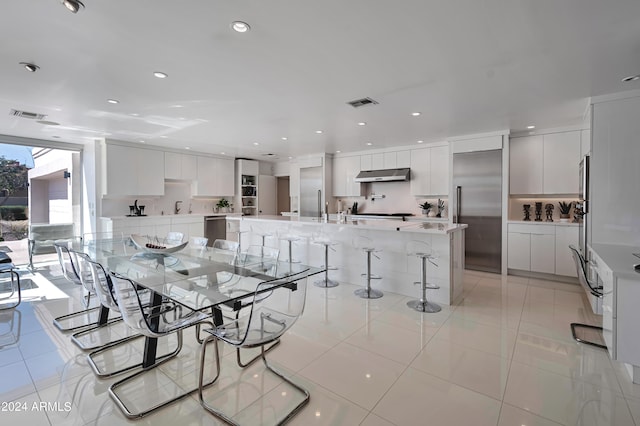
[
  {"left": 53, "top": 306, "right": 108, "bottom": 332},
  {"left": 109, "top": 329, "right": 219, "bottom": 419},
  {"left": 236, "top": 339, "right": 280, "bottom": 368}
]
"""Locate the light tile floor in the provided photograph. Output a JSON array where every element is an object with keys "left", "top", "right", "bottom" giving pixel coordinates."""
[{"left": 1, "top": 266, "right": 638, "bottom": 425}]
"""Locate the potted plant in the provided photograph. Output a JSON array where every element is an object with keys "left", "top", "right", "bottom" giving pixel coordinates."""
[
  {"left": 216, "top": 198, "right": 230, "bottom": 213},
  {"left": 558, "top": 201, "right": 572, "bottom": 222},
  {"left": 418, "top": 201, "right": 432, "bottom": 216}
]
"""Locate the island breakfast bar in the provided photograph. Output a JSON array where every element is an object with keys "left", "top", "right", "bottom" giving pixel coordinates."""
[{"left": 227, "top": 216, "right": 467, "bottom": 305}]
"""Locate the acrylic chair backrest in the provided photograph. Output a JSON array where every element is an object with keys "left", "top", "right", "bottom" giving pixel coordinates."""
[
  {"left": 212, "top": 239, "right": 239, "bottom": 253},
  {"left": 54, "top": 242, "right": 82, "bottom": 285},
  {"left": 569, "top": 245, "right": 602, "bottom": 298},
  {"left": 165, "top": 232, "right": 185, "bottom": 245},
  {"left": 72, "top": 250, "right": 97, "bottom": 294},
  {"left": 86, "top": 258, "right": 120, "bottom": 312},
  {"left": 110, "top": 273, "right": 157, "bottom": 337},
  {"left": 228, "top": 277, "right": 307, "bottom": 347},
  {"left": 191, "top": 236, "right": 209, "bottom": 249},
  {"left": 83, "top": 232, "right": 127, "bottom": 255}
]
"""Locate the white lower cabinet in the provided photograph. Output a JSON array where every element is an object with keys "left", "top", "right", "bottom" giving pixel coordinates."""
[
  {"left": 101, "top": 216, "right": 205, "bottom": 240},
  {"left": 508, "top": 223, "right": 577, "bottom": 276}
]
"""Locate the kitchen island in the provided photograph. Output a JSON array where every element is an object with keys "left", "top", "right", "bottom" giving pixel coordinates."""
[{"left": 227, "top": 215, "right": 467, "bottom": 305}]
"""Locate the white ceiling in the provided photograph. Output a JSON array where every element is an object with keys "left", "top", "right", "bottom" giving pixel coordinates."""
[{"left": 1, "top": 0, "right": 639, "bottom": 160}]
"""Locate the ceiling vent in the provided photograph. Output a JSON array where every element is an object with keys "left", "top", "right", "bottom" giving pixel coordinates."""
[
  {"left": 10, "top": 109, "right": 47, "bottom": 120},
  {"left": 347, "top": 97, "right": 379, "bottom": 108}
]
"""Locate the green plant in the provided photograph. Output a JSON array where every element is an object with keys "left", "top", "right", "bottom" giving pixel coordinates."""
[
  {"left": 216, "top": 198, "right": 230, "bottom": 208},
  {"left": 418, "top": 201, "right": 432, "bottom": 210},
  {"left": 558, "top": 201, "right": 572, "bottom": 215}
]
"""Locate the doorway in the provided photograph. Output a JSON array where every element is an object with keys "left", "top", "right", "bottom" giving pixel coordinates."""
[{"left": 276, "top": 176, "right": 290, "bottom": 214}]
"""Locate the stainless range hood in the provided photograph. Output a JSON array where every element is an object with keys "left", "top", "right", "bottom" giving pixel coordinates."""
[{"left": 354, "top": 168, "right": 410, "bottom": 183}]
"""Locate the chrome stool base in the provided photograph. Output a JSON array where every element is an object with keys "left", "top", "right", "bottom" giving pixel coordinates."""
[
  {"left": 314, "top": 278, "right": 339, "bottom": 288},
  {"left": 407, "top": 299, "right": 441, "bottom": 313},
  {"left": 355, "top": 288, "right": 383, "bottom": 299}
]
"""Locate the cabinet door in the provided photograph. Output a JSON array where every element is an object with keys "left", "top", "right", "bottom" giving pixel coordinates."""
[
  {"left": 555, "top": 226, "right": 579, "bottom": 277},
  {"left": 136, "top": 148, "right": 165, "bottom": 195},
  {"left": 383, "top": 152, "right": 397, "bottom": 169},
  {"left": 372, "top": 153, "right": 384, "bottom": 170},
  {"left": 216, "top": 158, "right": 235, "bottom": 196},
  {"left": 194, "top": 157, "right": 216, "bottom": 196},
  {"left": 164, "top": 152, "right": 182, "bottom": 179},
  {"left": 508, "top": 232, "right": 530, "bottom": 270},
  {"left": 360, "top": 155, "right": 372, "bottom": 171},
  {"left": 430, "top": 145, "right": 449, "bottom": 196},
  {"left": 543, "top": 132, "right": 581, "bottom": 194},
  {"left": 530, "top": 233, "right": 555, "bottom": 273},
  {"left": 289, "top": 162, "right": 299, "bottom": 197},
  {"left": 105, "top": 144, "right": 137, "bottom": 196},
  {"left": 410, "top": 148, "right": 431, "bottom": 195},
  {"left": 397, "top": 150, "right": 411, "bottom": 168},
  {"left": 510, "top": 136, "right": 543, "bottom": 194},
  {"left": 188, "top": 221, "right": 205, "bottom": 239},
  {"left": 332, "top": 157, "right": 347, "bottom": 196},
  {"left": 345, "top": 156, "right": 362, "bottom": 196},
  {"left": 581, "top": 129, "right": 591, "bottom": 158},
  {"left": 182, "top": 154, "right": 198, "bottom": 180}
]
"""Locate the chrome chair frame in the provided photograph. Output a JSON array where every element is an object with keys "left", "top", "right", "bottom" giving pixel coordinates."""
[
  {"left": 0, "top": 263, "right": 21, "bottom": 310},
  {"left": 198, "top": 278, "right": 309, "bottom": 425},
  {"left": 568, "top": 245, "right": 606, "bottom": 349}
]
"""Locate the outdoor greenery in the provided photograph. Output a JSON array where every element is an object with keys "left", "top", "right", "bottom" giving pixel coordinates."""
[
  {"left": 0, "top": 206, "right": 27, "bottom": 220},
  {"left": 0, "top": 156, "right": 29, "bottom": 196}
]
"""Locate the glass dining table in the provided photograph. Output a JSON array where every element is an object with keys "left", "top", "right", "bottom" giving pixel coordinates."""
[{"left": 75, "top": 237, "right": 323, "bottom": 367}]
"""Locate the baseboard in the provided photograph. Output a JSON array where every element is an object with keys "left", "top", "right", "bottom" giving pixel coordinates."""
[{"left": 507, "top": 269, "right": 579, "bottom": 285}]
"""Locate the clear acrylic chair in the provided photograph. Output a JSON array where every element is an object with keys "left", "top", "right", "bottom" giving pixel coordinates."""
[
  {"left": 569, "top": 245, "right": 606, "bottom": 349},
  {"left": 165, "top": 231, "right": 185, "bottom": 245},
  {"left": 198, "top": 277, "right": 309, "bottom": 425},
  {"left": 406, "top": 240, "right": 441, "bottom": 313},
  {"left": 190, "top": 236, "right": 209, "bottom": 255},
  {"left": 53, "top": 242, "right": 105, "bottom": 331},
  {"left": 69, "top": 253, "right": 123, "bottom": 350},
  {"left": 106, "top": 273, "right": 214, "bottom": 418}
]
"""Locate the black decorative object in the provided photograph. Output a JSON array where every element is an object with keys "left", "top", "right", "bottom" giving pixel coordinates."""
[
  {"left": 534, "top": 202, "right": 543, "bottom": 222},
  {"left": 545, "top": 203, "right": 554, "bottom": 222},
  {"left": 436, "top": 199, "right": 445, "bottom": 217},
  {"left": 523, "top": 204, "right": 531, "bottom": 221}
]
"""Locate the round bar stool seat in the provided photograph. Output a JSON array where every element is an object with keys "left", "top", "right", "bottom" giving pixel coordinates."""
[
  {"left": 312, "top": 235, "right": 339, "bottom": 288},
  {"left": 250, "top": 225, "right": 273, "bottom": 247},
  {"left": 278, "top": 228, "right": 301, "bottom": 264},
  {"left": 406, "top": 241, "right": 440, "bottom": 313},
  {"left": 354, "top": 236, "right": 382, "bottom": 299}
]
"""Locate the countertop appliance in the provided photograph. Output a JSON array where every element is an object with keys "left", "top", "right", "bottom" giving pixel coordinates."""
[
  {"left": 354, "top": 168, "right": 410, "bottom": 183},
  {"left": 204, "top": 215, "right": 226, "bottom": 247},
  {"left": 452, "top": 149, "right": 502, "bottom": 273},
  {"left": 578, "top": 154, "right": 590, "bottom": 257}
]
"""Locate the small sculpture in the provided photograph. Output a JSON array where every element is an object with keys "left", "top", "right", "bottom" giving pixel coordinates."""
[
  {"left": 573, "top": 205, "right": 584, "bottom": 223},
  {"left": 436, "top": 199, "right": 445, "bottom": 217},
  {"left": 523, "top": 204, "right": 531, "bottom": 221},
  {"left": 545, "top": 203, "right": 554, "bottom": 222},
  {"left": 534, "top": 202, "right": 543, "bottom": 222}
]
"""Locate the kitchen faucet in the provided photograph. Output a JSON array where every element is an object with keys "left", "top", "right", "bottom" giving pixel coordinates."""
[{"left": 175, "top": 201, "right": 182, "bottom": 215}]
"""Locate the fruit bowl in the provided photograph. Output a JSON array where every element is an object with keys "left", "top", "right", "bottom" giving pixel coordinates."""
[{"left": 130, "top": 234, "right": 188, "bottom": 254}]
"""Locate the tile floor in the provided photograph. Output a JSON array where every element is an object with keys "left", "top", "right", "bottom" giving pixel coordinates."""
[{"left": 1, "top": 264, "right": 639, "bottom": 425}]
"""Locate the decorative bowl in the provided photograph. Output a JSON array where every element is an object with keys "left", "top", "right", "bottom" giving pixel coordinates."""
[{"left": 130, "top": 234, "right": 188, "bottom": 254}]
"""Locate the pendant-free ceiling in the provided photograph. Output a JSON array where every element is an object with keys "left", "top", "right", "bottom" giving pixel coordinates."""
[{"left": 61, "top": 0, "right": 84, "bottom": 13}]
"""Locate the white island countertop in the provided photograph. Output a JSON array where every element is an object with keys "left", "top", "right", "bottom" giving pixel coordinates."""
[
  {"left": 229, "top": 215, "right": 467, "bottom": 235},
  {"left": 590, "top": 243, "right": 640, "bottom": 281}
]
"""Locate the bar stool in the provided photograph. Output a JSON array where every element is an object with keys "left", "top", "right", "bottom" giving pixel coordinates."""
[
  {"left": 250, "top": 225, "right": 273, "bottom": 248},
  {"left": 354, "top": 236, "right": 383, "bottom": 299},
  {"left": 406, "top": 240, "right": 440, "bottom": 313},
  {"left": 278, "top": 227, "right": 301, "bottom": 263},
  {"left": 312, "top": 233, "right": 339, "bottom": 288}
]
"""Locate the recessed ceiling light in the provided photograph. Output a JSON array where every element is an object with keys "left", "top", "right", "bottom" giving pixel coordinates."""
[
  {"left": 417, "top": 140, "right": 424, "bottom": 144},
  {"left": 107, "top": 99, "right": 119, "bottom": 104},
  {"left": 61, "top": 0, "right": 84, "bottom": 14},
  {"left": 288, "top": 156, "right": 293, "bottom": 159},
  {"left": 130, "top": 113, "right": 139, "bottom": 117},
  {"left": 37, "top": 120, "right": 60, "bottom": 126},
  {"left": 366, "top": 142, "right": 373, "bottom": 146},
  {"left": 139, "top": 140, "right": 145, "bottom": 143},
  {"left": 253, "top": 142, "right": 259, "bottom": 146},
  {"left": 231, "top": 21, "right": 251, "bottom": 33},
  {"left": 185, "top": 147, "right": 191, "bottom": 150},
  {"left": 169, "top": 104, "right": 184, "bottom": 108},
  {"left": 411, "top": 112, "right": 421, "bottom": 116},
  {"left": 358, "top": 122, "right": 366, "bottom": 126},
  {"left": 336, "top": 150, "right": 341, "bottom": 153},
  {"left": 527, "top": 125, "right": 536, "bottom": 129},
  {"left": 153, "top": 71, "right": 168, "bottom": 79},
  {"left": 622, "top": 74, "right": 640, "bottom": 82},
  {"left": 281, "top": 137, "right": 288, "bottom": 141},
  {"left": 220, "top": 152, "right": 226, "bottom": 155},
  {"left": 160, "top": 135, "right": 168, "bottom": 138},
  {"left": 19, "top": 62, "right": 39, "bottom": 72},
  {"left": 315, "top": 130, "right": 323, "bottom": 134}
]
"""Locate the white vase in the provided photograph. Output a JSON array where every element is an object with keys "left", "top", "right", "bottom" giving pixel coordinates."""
[{"left": 427, "top": 210, "right": 437, "bottom": 217}]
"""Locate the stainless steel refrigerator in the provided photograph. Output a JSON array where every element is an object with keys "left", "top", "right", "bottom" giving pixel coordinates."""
[
  {"left": 452, "top": 149, "right": 502, "bottom": 273},
  {"left": 299, "top": 166, "right": 323, "bottom": 218}
]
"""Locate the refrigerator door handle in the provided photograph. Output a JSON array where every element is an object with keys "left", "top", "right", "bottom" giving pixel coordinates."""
[
  {"left": 455, "top": 186, "right": 462, "bottom": 224},
  {"left": 317, "top": 190, "right": 322, "bottom": 220}
]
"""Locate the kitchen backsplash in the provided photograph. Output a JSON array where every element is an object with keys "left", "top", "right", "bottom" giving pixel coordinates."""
[
  {"left": 101, "top": 181, "right": 231, "bottom": 217},
  {"left": 333, "top": 181, "right": 448, "bottom": 217}
]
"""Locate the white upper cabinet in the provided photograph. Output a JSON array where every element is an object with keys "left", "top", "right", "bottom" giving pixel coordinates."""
[
  {"left": 510, "top": 135, "right": 543, "bottom": 194},
  {"left": 289, "top": 161, "right": 299, "bottom": 198},
  {"left": 581, "top": 129, "right": 591, "bottom": 157},
  {"left": 360, "top": 155, "right": 372, "bottom": 171},
  {"left": 510, "top": 131, "right": 581, "bottom": 195},
  {"left": 383, "top": 152, "right": 396, "bottom": 169},
  {"left": 193, "top": 157, "right": 235, "bottom": 197},
  {"left": 543, "top": 132, "right": 581, "bottom": 194},
  {"left": 396, "top": 150, "right": 411, "bottom": 168},
  {"left": 409, "top": 145, "right": 449, "bottom": 196},
  {"left": 333, "top": 156, "right": 363, "bottom": 197},
  {"left": 104, "top": 144, "right": 164, "bottom": 196},
  {"left": 372, "top": 153, "right": 384, "bottom": 170},
  {"left": 164, "top": 152, "right": 197, "bottom": 180}
]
